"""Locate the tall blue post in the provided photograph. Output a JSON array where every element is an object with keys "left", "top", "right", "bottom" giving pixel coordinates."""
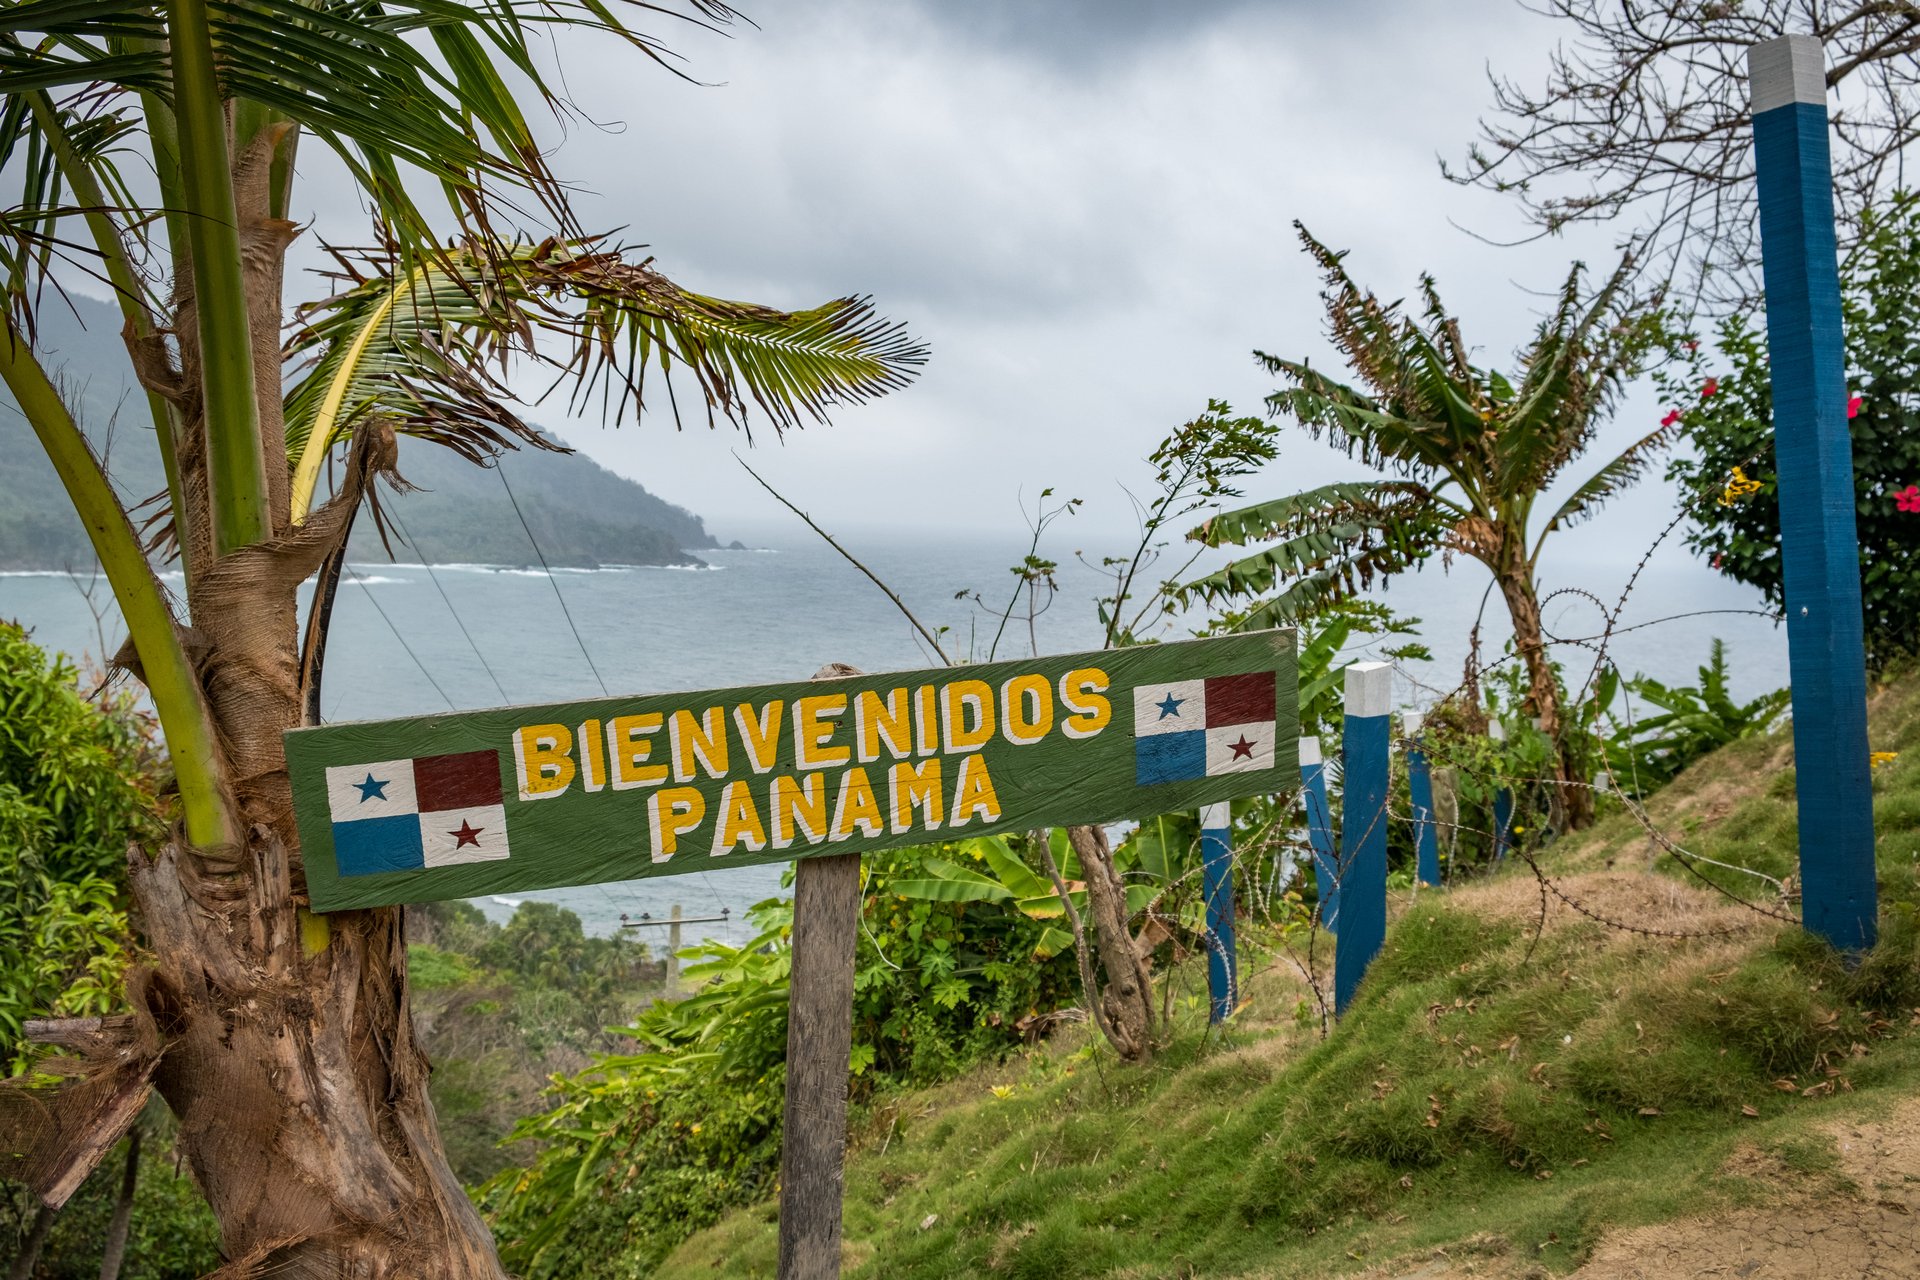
[
  {"left": 1491, "top": 788, "right": 1514, "bottom": 862},
  {"left": 1199, "top": 801, "right": 1238, "bottom": 1023},
  {"left": 1405, "top": 711, "right": 1441, "bottom": 887},
  {"left": 1335, "top": 663, "right": 1391, "bottom": 1015},
  {"left": 1300, "top": 734, "right": 1338, "bottom": 932},
  {"left": 1749, "top": 35, "right": 1878, "bottom": 952}
]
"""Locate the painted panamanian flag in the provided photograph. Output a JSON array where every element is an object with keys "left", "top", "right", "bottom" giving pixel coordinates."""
[
  {"left": 324, "top": 750, "right": 511, "bottom": 877},
  {"left": 1132, "top": 672, "right": 1276, "bottom": 786}
]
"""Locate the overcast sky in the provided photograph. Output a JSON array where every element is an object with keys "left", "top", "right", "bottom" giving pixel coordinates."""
[{"left": 289, "top": 1, "right": 1682, "bottom": 556}]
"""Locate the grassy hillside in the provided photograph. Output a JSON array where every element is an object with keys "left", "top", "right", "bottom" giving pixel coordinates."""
[
  {"left": 2, "top": 298, "right": 719, "bottom": 571},
  {"left": 656, "top": 672, "right": 1920, "bottom": 1280}
]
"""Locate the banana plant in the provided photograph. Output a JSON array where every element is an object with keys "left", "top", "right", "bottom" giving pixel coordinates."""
[
  {"left": 891, "top": 835, "right": 1166, "bottom": 960},
  {"left": 0, "top": 2, "right": 926, "bottom": 1269},
  {"left": 1182, "top": 223, "right": 1667, "bottom": 830}
]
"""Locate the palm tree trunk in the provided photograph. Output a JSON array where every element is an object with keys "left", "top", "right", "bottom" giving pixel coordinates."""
[{"left": 1495, "top": 566, "right": 1593, "bottom": 830}]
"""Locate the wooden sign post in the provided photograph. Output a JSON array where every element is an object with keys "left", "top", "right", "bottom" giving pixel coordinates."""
[
  {"left": 1748, "top": 34, "right": 1878, "bottom": 953},
  {"left": 1404, "top": 712, "right": 1441, "bottom": 887},
  {"left": 1198, "top": 801, "right": 1238, "bottom": 1023},
  {"left": 1299, "top": 735, "right": 1338, "bottom": 933},
  {"left": 284, "top": 631, "right": 1297, "bottom": 1277},
  {"left": 1335, "top": 663, "right": 1391, "bottom": 1015}
]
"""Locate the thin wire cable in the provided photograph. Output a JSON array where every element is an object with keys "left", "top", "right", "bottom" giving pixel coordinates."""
[
  {"left": 345, "top": 565, "right": 455, "bottom": 711},
  {"left": 386, "top": 506, "right": 512, "bottom": 705},
  {"left": 495, "top": 462, "right": 609, "bottom": 696}
]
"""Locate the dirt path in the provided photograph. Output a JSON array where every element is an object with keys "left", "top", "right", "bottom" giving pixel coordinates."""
[{"left": 1569, "top": 1095, "right": 1920, "bottom": 1279}]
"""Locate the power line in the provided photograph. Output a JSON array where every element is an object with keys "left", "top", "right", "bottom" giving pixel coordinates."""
[
  {"left": 495, "top": 461, "right": 610, "bottom": 696},
  {"left": 386, "top": 506, "right": 512, "bottom": 706},
  {"left": 345, "top": 564, "right": 456, "bottom": 711}
]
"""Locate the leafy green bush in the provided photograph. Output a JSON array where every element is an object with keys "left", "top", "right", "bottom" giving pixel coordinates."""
[
  {"left": 1663, "top": 191, "right": 1920, "bottom": 668},
  {"left": 0, "top": 623, "right": 160, "bottom": 1073},
  {"left": 481, "top": 845, "right": 1080, "bottom": 1278},
  {"left": 1602, "top": 639, "right": 1789, "bottom": 797}
]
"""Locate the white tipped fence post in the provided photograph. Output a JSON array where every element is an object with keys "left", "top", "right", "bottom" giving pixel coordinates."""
[
  {"left": 1335, "top": 663, "right": 1392, "bottom": 1016},
  {"left": 1199, "top": 801, "right": 1238, "bottom": 1023},
  {"left": 1404, "top": 712, "right": 1441, "bottom": 887},
  {"left": 1748, "top": 34, "right": 1878, "bottom": 953},
  {"left": 1299, "top": 735, "right": 1338, "bottom": 932},
  {"left": 1488, "top": 720, "right": 1513, "bottom": 862}
]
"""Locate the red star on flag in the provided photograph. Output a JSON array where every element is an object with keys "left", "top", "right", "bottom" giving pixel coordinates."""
[
  {"left": 1229, "top": 735, "right": 1257, "bottom": 760},
  {"left": 450, "top": 819, "right": 485, "bottom": 849}
]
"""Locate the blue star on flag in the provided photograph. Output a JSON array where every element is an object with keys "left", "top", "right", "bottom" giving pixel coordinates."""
[
  {"left": 353, "top": 772, "right": 390, "bottom": 803},
  {"left": 1156, "top": 692, "right": 1185, "bottom": 719}
]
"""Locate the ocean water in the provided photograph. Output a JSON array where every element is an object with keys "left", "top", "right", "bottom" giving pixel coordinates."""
[{"left": 0, "top": 528, "right": 1788, "bottom": 945}]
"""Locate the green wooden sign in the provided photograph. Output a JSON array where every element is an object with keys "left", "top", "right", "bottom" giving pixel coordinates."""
[{"left": 286, "top": 630, "right": 1297, "bottom": 912}]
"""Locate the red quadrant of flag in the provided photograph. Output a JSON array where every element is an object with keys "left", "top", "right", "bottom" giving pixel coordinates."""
[
  {"left": 1203, "top": 673, "right": 1276, "bottom": 728},
  {"left": 414, "top": 750, "right": 502, "bottom": 812}
]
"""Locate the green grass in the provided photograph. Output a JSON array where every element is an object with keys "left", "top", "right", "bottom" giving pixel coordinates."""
[
  {"left": 655, "top": 669, "right": 1920, "bottom": 1280},
  {"left": 659, "top": 909, "right": 1920, "bottom": 1279}
]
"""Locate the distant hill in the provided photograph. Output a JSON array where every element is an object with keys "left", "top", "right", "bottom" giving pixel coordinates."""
[{"left": 1, "top": 297, "right": 723, "bottom": 571}]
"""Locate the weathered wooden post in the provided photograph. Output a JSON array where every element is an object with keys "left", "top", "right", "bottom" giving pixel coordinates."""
[
  {"left": 1335, "top": 663, "right": 1391, "bottom": 1015},
  {"left": 1199, "top": 801, "right": 1238, "bottom": 1023},
  {"left": 1749, "top": 34, "right": 1879, "bottom": 952},
  {"left": 778, "top": 662, "right": 866, "bottom": 1280},
  {"left": 1404, "top": 712, "right": 1441, "bottom": 887},
  {"left": 1299, "top": 735, "right": 1338, "bottom": 932}
]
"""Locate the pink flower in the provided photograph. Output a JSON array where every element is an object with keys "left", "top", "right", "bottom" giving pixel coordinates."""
[
  {"left": 1661, "top": 408, "right": 1682, "bottom": 427},
  {"left": 1701, "top": 378, "right": 1719, "bottom": 398},
  {"left": 1712, "top": 553, "right": 1724, "bottom": 570},
  {"left": 1897, "top": 485, "right": 1920, "bottom": 514},
  {"left": 1849, "top": 395, "right": 1863, "bottom": 418}
]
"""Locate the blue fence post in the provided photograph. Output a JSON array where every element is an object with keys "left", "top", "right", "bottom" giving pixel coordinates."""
[
  {"left": 1492, "top": 788, "right": 1514, "bottom": 862},
  {"left": 1199, "top": 801, "right": 1238, "bottom": 1023},
  {"left": 1748, "top": 35, "right": 1878, "bottom": 953},
  {"left": 1335, "top": 663, "right": 1391, "bottom": 1016},
  {"left": 1405, "top": 711, "right": 1441, "bottom": 887},
  {"left": 1300, "top": 734, "right": 1338, "bottom": 932}
]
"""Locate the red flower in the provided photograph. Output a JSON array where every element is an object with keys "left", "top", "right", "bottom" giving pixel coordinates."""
[
  {"left": 1661, "top": 408, "right": 1682, "bottom": 427},
  {"left": 1849, "top": 395, "right": 1863, "bottom": 418},
  {"left": 1685, "top": 339, "right": 1700, "bottom": 353},
  {"left": 1712, "top": 553, "right": 1724, "bottom": 570},
  {"left": 1897, "top": 485, "right": 1920, "bottom": 514},
  {"left": 1701, "top": 378, "right": 1719, "bottom": 398}
]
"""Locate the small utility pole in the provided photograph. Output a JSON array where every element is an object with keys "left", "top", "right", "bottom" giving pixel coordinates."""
[{"left": 1748, "top": 34, "right": 1878, "bottom": 952}]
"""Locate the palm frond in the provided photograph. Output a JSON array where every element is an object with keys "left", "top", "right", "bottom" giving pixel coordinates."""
[
  {"left": 1, "top": 0, "right": 747, "bottom": 256},
  {"left": 284, "top": 237, "right": 929, "bottom": 521}
]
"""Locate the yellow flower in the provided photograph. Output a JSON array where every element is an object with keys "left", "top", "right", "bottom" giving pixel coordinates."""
[
  {"left": 1718, "top": 466, "right": 1764, "bottom": 508},
  {"left": 1871, "top": 751, "right": 1899, "bottom": 770},
  {"left": 990, "top": 1084, "right": 1016, "bottom": 1100}
]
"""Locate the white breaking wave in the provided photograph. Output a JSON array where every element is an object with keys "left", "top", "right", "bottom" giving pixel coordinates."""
[{"left": 489, "top": 895, "right": 525, "bottom": 908}]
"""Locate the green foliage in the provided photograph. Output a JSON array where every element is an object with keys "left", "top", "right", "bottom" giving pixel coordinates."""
[
  {"left": 482, "top": 851, "right": 1079, "bottom": 1278},
  {"left": 659, "top": 905, "right": 1920, "bottom": 1280},
  {"left": 0, "top": 623, "right": 158, "bottom": 1073},
  {"left": 1602, "top": 640, "right": 1791, "bottom": 798},
  {"left": 1663, "top": 191, "right": 1920, "bottom": 668},
  {"left": 1184, "top": 224, "right": 1666, "bottom": 630},
  {"left": 14, "top": 1115, "right": 222, "bottom": 1278}
]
